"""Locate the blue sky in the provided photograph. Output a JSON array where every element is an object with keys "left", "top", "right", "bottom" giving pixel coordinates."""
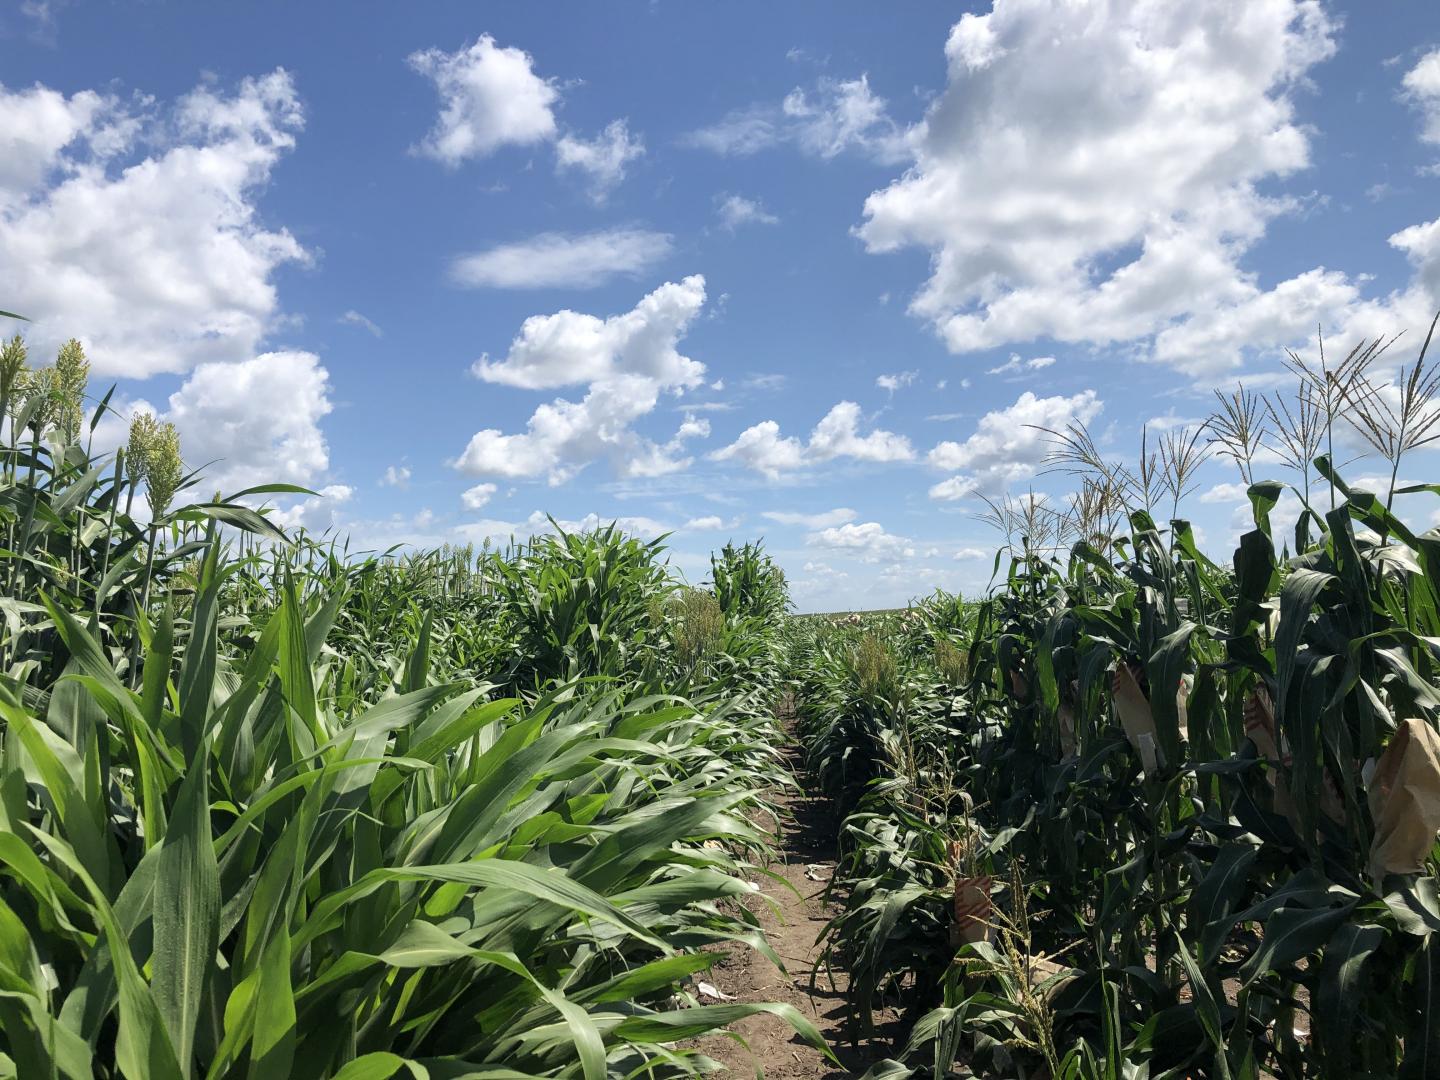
[{"left": 3, "top": 0, "right": 1439, "bottom": 610}]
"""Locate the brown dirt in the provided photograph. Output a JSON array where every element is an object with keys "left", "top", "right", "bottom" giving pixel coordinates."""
[{"left": 694, "top": 755, "right": 901, "bottom": 1078}]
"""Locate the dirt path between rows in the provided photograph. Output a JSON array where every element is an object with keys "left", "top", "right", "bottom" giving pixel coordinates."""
[{"left": 697, "top": 745, "right": 899, "bottom": 1078}]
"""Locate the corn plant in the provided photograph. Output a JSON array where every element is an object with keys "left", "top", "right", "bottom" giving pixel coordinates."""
[
  {"left": 0, "top": 322, "right": 836, "bottom": 1079},
  {"left": 804, "top": 317, "right": 1440, "bottom": 1079}
]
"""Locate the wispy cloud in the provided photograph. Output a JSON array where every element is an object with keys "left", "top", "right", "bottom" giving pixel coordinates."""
[
  {"left": 450, "top": 228, "right": 672, "bottom": 289},
  {"left": 340, "top": 309, "right": 383, "bottom": 337}
]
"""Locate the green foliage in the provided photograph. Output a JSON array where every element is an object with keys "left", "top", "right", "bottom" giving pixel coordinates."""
[
  {"left": 796, "top": 320, "right": 1440, "bottom": 1079},
  {"left": 0, "top": 326, "right": 828, "bottom": 1078},
  {"left": 710, "top": 540, "right": 788, "bottom": 627}
]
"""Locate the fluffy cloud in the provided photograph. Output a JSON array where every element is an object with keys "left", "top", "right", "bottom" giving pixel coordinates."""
[
  {"left": 1150, "top": 218, "right": 1440, "bottom": 374},
  {"left": 928, "top": 388, "right": 1102, "bottom": 499},
  {"left": 876, "top": 370, "right": 917, "bottom": 392},
  {"left": 408, "top": 35, "right": 558, "bottom": 163},
  {"left": 929, "top": 476, "right": 979, "bottom": 501},
  {"left": 555, "top": 119, "right": 644, "bottom": 200},
  {"left": 165, "top": 350, "right": 334, "bottom": 493},
  {"left": 858, "top": 1, "right": 1346, "bottom": 376},
  {"left": 473, "top": 275, "right": 705, "bottom": 390},
  {"left": 686, "top": 74, "right": 904, "bottom": 162},
  {"left": 711, "top": 402, "right": 913, "bottom": 478},
  {"left": 762, "top": 507, "right": 857, "bottom": 529},
  {"left": 716, "top": 193, "right": 779, "bottom": 231},
  {"left": 456, "top": 276, "right": 710, "bottom": 484},
  {"left": 410, "top": 35, "right": 644, "bottom": 198},
  {"left": 0, "top": 71, "right": 306, "bottom": 378},
  {"left": 0, "top": 83, "right": 129, "bottom": 202},
  {"left": 707, "top": 420, "right": 804, "bottom": 480},
  {"left": 808, "top": 401, "right": 914, "bottom": 463},
  {"left": 268, "top": 484, "right": 354, "bottom": 534},
  {"left": 1403, "top": 47, "right": 1440, "bottom": 149},
  {"left": 808, "top": 521, "right": 915, "bottom": 562},
  {"left": 379, "top": 465, "right": 411, "bottom": 488},
  {"left": 450, "top": 228, "right": 672, "bottom": 289},
  {"left": 461, "top": 482, "right": 497, "bottom": 510},
  {"left": 1200, "top": 481, "right": 1251, "bottom": 504},
  {"left": 683, "top": 514, "right": 738, "bottom": 531}
]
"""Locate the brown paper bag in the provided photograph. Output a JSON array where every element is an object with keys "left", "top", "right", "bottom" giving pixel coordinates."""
[
  {"left": 1026, "top": 956, "right": 1077, "bottom": 1002},
  {"left": 951, "top": 875, "right": 993, "bottom": 946},
  {"left": 1113, "top": 663, "right": 1161, "bottom": 774},
  {"left": 1367, "top": 719, "right": 1440, "bottom": 880},
  {"left": 1057, "top": 701, "right": 1077, "bottom": 759},
  {"left": 1112, "top": 663, "right": 1190, "bottom": 760}
]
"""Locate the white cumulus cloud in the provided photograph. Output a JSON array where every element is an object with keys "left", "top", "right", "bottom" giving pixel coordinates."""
[
  {"left": 164, "top": 350, "right": 334, "bottom": 494},
  {"left": 269, "top": 484, "right": 354, "bottom": 534},
  {"left": 708, "top": 420, "right": 805, "bottom": 480},
  {"left": 858, "top": 0, "right": 1345, "bottom": 377},
  {"left": 408, "top": 35, "right": 559, "bottom": 164},
  {"left": 928, "top": 388, "right": 1102, "bottom": 499},
  {"left": 555, "top": 119, "right": 644, "bottom": 201},
  {"left": 683, "top": 514, "right": 736, "bottom": 531},
  {"left": 456, "top": 276, "right": 709, "bottom": 484},
  {"left": 1403, "top": 47, "right": 1440, "bottom": 150},
  {"left": 0, "top": 70, "right": 307, "bottom": 378},
  {"left": 987, "top": 354, "right": 1056, "bottom": 376},
  {"left": 876, "top": 370, "right": 918, "bottom": 392},
  {"left": 808, "top": 521, "right": 915, "bottom": 563},
  {"left": 410, "top": 35, "right": 645, "bottom": 198},
  {"left": 712, "top": 402, "right": 913, "bottom": 479},
  {"left": 461, "top": 482, "right": 498, "bottom": 510}
]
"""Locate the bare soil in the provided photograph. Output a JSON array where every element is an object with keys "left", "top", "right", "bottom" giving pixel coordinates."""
[{"left": 695, "top": 752, "right": 901, "bottom": 1078}]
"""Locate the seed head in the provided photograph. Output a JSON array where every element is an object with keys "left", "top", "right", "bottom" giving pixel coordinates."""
[
  {"left": 0, "top": 334, "right": 25, "bottom": 399},
  {"left": 144, "top": 421, "right": 184, "bottom": 519},
  {"left": 128, "top": 412, "right": 184, "bottom": 518}
]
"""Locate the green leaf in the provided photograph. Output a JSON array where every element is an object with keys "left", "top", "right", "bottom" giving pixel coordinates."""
[
  {"left": 1240, "top": 901, "right": 1355, "bottom": 986},
  {"left": 330, "top": 1054, "right": 412, "bottom": 1080},
  {"left": 248, "top": 931, "right": 295, "bottom": 1080},
  {"left": 26, "top": 829, "right": 183, "bottom": 1080},
  {"left": 152, "top": 744, "right": 221, "bottom": 1078},
  {"left": 1174, "top": 932, "right": 1230, "bottom": 1080},
  {"left": 1402, "top": 933, "right": 1440, "bottom": 1080},
  {"left": 1189, "top": 843, "right": 1258, "bottom": 965},
  {"left": 1314, "top": 922, "right": 1386, "bottom": 1075},
  {"left": 613, "top": 1001, "right": 838, "bottom": 1062}
]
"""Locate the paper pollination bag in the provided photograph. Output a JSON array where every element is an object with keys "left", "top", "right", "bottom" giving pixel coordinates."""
[
  {"left": 947, "top": 839, "right": 993, "bottom": 947},
  {"left": 951, "top": 875, "right": 994, "bottom": 946},
  {"left": 1112, "top": 663, "right": 1159, "bottom": 773},
  {"left": 1112, "top": 663, "right": 1190, "bottom": 776},
  {"left": 1366, "top": 718, "right": 1440, "bottom": 881},
  {"left": 1057, "top": 700, "right": 1078, "bottom": 759}
]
